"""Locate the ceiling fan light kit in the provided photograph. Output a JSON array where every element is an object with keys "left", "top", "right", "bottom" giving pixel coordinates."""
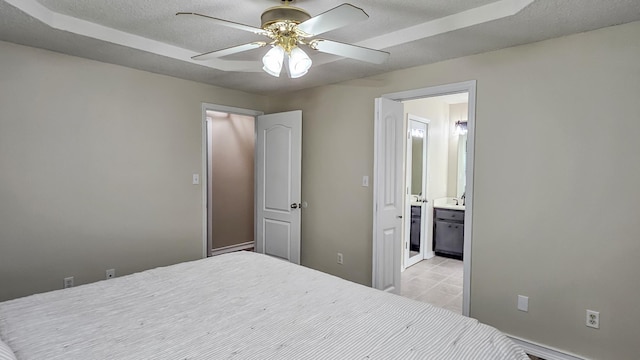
[
  {"left": 260, "top": 4, "right": 313, "bottom": 78},
  {"left": 177, "top": 1, "right": 390, "bottom": 79},
  {"left": 288, "top": 47, "right": 312, "bottom": 78},
  {"left": 262, "top": 45, "right": 285, "bottom": 77}
]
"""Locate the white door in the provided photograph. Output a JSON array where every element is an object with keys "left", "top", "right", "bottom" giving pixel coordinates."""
[
  {"left": 404, "top": 117, "right": 429, "bottom": 268},
  {"left": 372, "top": 98, "right": 404, "bottom": 293},
  {"left": 255, "top": 110, "right": 302, "bottom": 264}
]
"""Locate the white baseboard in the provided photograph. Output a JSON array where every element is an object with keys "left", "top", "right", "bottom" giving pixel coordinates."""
[
  {"left": 210, "top": 241, "right": 254, "bottom": 256},
  {"left": 508, "top": 335, "right": 586, "bottom": 360}
]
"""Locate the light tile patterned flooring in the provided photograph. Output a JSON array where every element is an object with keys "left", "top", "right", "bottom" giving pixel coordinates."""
[{"left": 400, "top": 256, "right": 464, "bottom": 314}]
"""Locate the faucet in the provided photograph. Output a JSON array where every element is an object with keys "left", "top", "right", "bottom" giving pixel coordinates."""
[{"left": 461, "top": 192, "right": 466, "bottom": 206}]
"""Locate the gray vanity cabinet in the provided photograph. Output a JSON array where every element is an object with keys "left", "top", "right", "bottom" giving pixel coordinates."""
[{"left": 433, "top": 208, "right": 464, "bottom": 259}]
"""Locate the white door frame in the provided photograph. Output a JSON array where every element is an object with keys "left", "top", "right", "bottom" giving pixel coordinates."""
[
  {"left": 373, "top": 80, "right": 476, "bottom": 316},
  {"left": 201, "top": 103, "right": 264, "bottom": 258}
]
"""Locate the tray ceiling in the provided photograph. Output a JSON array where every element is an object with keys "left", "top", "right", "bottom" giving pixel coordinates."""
[{"left": 1, "top": 0, "right": 639, "bottom": 94}]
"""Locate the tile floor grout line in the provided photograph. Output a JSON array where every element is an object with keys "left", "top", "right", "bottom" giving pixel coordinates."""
[{"left": 400, "top": 256, "right": 464, "bottom": 314}]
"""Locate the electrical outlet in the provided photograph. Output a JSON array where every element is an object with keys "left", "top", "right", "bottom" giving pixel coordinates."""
[
  {"left": 337, "top": 252, "right": 344, "bottom": 265},
  {"left": 106, "top": 269, "right": 116, "bottom": 279},
  {"left": 586, "top": 310, "right": 600, "bottom": 329},
  {"left": 63, "top": 276, "right": 74, "bottom": 289}
]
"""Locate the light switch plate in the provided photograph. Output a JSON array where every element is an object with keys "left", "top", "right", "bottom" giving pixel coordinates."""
[
  {"left": 517, "top": 295, "right": 529, "bottom": 312},
  {"left": 192, "top": 174, "right": 200, "bottom": 185},
  {"left": 362, "top": 176, "right": 369, "bottom": 187}
]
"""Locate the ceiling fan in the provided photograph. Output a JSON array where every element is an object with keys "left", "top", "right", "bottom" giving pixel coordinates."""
[{"left": 177, "top": 1, "right": 390, "bottom": 78}]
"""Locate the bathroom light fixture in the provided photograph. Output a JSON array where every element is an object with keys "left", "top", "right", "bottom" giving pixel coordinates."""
[{"left": 455, "top": 121, "right": 468, "bottom": 135}]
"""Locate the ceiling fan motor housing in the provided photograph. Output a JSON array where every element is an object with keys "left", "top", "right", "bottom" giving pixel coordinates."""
[{"left": 261, "top": 6, "right": 311, "bottom": 28}]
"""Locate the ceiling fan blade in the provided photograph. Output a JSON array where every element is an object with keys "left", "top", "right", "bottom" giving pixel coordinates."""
[
  {"left": 297, "top": 4, "right": 368, "bottom": 36},
  {"left": 310, "top": 39, "right": 389, "bottom": 64},
  {"left": 192, "top": 42, "right": 267, "bottom": 61},
  {"left": 176, "top": 12, "right": 267, "bottom": 35}
]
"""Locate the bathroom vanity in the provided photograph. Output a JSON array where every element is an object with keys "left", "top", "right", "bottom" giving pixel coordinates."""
[{"left": 433, "top": 199, "right": 465, "bottom": 260}]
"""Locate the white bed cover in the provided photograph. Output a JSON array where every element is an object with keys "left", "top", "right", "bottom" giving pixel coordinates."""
[{"left": 0, "top": 252, "right": 528, "bottom": 360}]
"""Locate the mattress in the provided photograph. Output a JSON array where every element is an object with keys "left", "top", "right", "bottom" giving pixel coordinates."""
[{"left": 0, "top": 252, "right": 528, "bottom": 360}]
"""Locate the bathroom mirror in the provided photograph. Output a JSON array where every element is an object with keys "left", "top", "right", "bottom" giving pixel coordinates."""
[
  {"left": 405, "top": 117, "right": 428, "bottom": 267},
  {"left": 411, "top": 131, "right": 424, "bottom": 196}
]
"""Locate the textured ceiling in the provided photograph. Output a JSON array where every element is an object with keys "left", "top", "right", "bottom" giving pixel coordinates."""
[{"left": 1, "top": 0, "right": 639, "bottom": 95}]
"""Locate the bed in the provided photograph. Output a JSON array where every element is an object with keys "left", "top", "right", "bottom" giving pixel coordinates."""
[{"left": 0, "top": 251, "right": 528, "bottom": 359}]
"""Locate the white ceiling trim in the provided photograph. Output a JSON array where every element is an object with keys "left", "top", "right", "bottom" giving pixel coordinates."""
[
  {"left": 310, "top": 0, "right": 535, "bottom": 68},
  {"left": 4, "top": 0, "right": 262, "bottom": 72},
  {"left": 6, "top": 0, "right": 533, "bottom": 73},
  {"left": 357, "top": 0, "right": 535, "bottom": 49}
]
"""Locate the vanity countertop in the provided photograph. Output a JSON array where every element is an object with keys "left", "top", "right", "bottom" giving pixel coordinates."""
[{"left": 433, "top": 197, "right": 465, "bottom": 211}]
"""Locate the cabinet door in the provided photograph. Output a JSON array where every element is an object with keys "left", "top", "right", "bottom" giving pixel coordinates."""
[
  {"left": 410, "top": 206, "right": 421, "bottom": 252},
  {"left": 434, "top": 220, "right": 464, "bottom": 255}
]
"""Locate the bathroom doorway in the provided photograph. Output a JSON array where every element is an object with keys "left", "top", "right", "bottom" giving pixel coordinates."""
[
  {"left": 372, "top": 81, "right": 475, "bottom": 315},
  {"left": 400, "top": 93, "right": 469, "bottom": 314}
]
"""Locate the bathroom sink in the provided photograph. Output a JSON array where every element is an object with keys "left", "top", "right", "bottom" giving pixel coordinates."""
[{"left": 433, "top": 197, "right": 465, "bottom": 211}]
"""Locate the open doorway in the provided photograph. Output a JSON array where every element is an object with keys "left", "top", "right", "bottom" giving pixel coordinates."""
[
  {"left": 206, "top": 110, "right": 256, "bottom": 256},
  {"left": 372, "top": 80, "right": 476, "bottom": 316},
  {"left": 200, "top": 104, "right": 303, "bottom": 264},
  {"left": 400, "top": 93, "right": 469, "bottom": 314},
  {"left": 200, "top": 104, "right": 263, "bottom": 258}
]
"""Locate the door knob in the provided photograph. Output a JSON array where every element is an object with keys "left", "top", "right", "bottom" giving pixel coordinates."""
[{"left": 291, "top": 203, "right": 300, "bottom": 209}]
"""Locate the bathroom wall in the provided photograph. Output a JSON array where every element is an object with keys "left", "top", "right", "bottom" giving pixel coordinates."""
[
  {"left": 447, "top": 103, "right": 468, "bottom": 198},
  {"left": 404, "top": 98, "right": 450, "bottom": 203}
]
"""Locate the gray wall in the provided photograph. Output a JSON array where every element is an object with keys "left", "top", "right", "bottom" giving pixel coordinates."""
[
  {"left": 268, "top": 21, "right": 640, "bottom": 360},
  {"left": 0, "top": 40, "right": 268, "bottom": 301}
]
